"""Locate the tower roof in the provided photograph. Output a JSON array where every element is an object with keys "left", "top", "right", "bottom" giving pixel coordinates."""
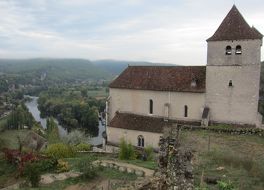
[{"left": 207, "top": 5, "right": 263, "bottom": 41}]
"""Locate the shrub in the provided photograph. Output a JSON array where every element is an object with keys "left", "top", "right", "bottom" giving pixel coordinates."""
[
  {"left": 62, "top": 130, "right": 89, "bottom": 145},
  {"left": 24, "top": 162, "right": 41, "bottom": 187},
  {"left": 56, "top": 159, "right": 70, "bottom": 173},
  {"left": 3, "top": 149, "right": 39, "bottom": 175},
  {"left": 37, "top": 159, "right": 57, "bottom": 173},
  {"left": 78, "top": 157, "right": 97, "bottom": 179},
  {"left": 119, "top": 138, "right": 135, "bottom": 160},
  {"left": 45, "top": 143, "right": 76, "bottom": 159},
  {"left": 75, "top": 143, "right": 91, "bottom": 152},
  {"left": 217, "top": 180, "right": 235, "bottom": 190},
  {"left": 144, "top": 146, "right": 154, "bottom": 161}
]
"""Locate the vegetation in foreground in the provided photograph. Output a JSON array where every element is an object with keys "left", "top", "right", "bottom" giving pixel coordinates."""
[{"left": 181, "top": 129, "right": 264, "bottom": 190}]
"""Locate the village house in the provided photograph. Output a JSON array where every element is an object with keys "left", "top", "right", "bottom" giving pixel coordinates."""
[{"left": 106, "top": 5, "right": 263, "bottom": 149}]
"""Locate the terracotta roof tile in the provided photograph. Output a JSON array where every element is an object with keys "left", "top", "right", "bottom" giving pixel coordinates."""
[
  {"left": 109, "top": 66, "right": 206, "bottom": 93},
  {"left": 109, "top": 112, "right": 201, "bottom": 133},
  {"left": 207, "top": 5, "right": 263, "bottom": 41}
]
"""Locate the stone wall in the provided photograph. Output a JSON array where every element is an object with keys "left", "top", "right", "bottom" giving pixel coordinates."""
[
  {"left": 107, "top": 127, "right": 162, "bottom": 148},
  {"left": 141, "top": 125, "right": 194, "bottom": 190},
  {"left": 108, "top": 88, "right": 205, "bottom": 122}
]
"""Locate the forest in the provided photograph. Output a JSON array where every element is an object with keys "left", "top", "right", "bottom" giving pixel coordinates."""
[{"left": 37, "top": 86, "right": 106, "bottom": 136}]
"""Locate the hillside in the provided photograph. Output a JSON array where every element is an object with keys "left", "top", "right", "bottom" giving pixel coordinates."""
[
  {"left": 0, "top": 58, "right": 174, "bottom": 88},
  {"left": 0, "top": 59, "right": 111, "bottom": 84},
  {"left": 93, "top": 59, "right": 166, "bottom": 76}
]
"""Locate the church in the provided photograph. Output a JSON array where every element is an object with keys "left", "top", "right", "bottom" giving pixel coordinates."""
[{"left": 105, "top": 5, "right": 263, "bottom": 149}]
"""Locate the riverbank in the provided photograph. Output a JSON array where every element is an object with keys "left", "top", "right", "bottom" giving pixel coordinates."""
[{"left": 24, "top": 96, "right": 105, "bottom": 146}]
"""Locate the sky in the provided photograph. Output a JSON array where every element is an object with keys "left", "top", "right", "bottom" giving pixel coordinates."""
[{"left": 0, "top": 0, "right": 263, "bottom": 65}]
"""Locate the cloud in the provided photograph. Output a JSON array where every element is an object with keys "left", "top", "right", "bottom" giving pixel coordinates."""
[{"left": 0, "top": 0, "right": 263, "bottom": 64}]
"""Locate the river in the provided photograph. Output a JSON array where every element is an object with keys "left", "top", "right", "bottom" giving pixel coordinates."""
[{"left": 24, "top": 96, "right": 105, "bottom": 146}]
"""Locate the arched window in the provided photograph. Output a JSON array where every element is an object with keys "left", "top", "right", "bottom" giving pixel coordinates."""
[
  {"left": 229, "top": 80, "right": 233, "bottom": 87},
  {"left": 137, "top": 135, "right": 144, "bottom": 147},
  {"left": 235, "top": 45, "right": 242, "bottom": 54},
  {"left": 226, "top": 46, "right": 232, "bottom": 55},
  {"left": 149, "top": 99, "right": 153, "bottom": 114},
  {"left": 184, "top": 105, "right": 188, "bottom": 117}
]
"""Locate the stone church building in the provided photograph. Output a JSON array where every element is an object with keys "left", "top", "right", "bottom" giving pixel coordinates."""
[{"left": 106, "top": 5, "right": 263, "bottom": 148}]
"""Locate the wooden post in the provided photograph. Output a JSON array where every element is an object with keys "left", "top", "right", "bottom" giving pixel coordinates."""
[{"left": 208, "top": 135, "right": 211, "bottom": 152}]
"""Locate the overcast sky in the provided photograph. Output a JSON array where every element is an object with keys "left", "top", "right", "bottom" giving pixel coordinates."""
[{"left": 0, "top": 0, "right": 263, "bottom": 65}]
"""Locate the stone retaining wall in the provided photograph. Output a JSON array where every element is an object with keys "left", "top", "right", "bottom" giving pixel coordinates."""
[
  {"left": 95, "top": 161, "right": 146, "bottom": 177},
  {"left": 182, "top": 125, "right": 264, "bottom": 136}
]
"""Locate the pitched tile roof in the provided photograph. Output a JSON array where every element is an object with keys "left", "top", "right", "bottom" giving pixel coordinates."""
[
  {"left": 109, "top": 112, "right": 201, "bottom": 133},
  {"left": 109, "top": 66, "right": 206, "bottom": 93},
  {"left": 207, "top": 5, "right": 263, "bottom": 41}
]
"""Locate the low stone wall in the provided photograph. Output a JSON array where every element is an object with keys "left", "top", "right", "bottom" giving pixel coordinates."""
[
  {"left": 94, "top": 160, "right": 148, "bottom": 177},
  {"left": 182, "top": 125, "right": 264, "bottom": 136}
]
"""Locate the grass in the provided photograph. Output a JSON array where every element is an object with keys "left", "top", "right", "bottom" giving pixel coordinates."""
[
  {"left": 180, "top": 130, "right": 264, "bottom": 190},
  {"left": 0, "top": 116, "right": 8, "bottom": 130},
  {"left": 0, "top": 159, "right": 17, "bottom": 188},
  {"left": 121, "top": 159, "right": 157, "bottom": 170},
  {"left": 64, "top": 153, "right": 99, "bottom": 171},
  {"left": 98, "top": 167, "right": 137, "bottom": 181},
  {"left": 0, "top": 129, "right": 30, "bottom": 149},
  {"left": 18, "top": 165, "right": 137, "bottom": 190}
]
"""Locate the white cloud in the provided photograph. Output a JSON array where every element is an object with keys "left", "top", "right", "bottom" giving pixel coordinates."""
[{"left": 0, "top": 0, "right": 263, "bottom": 64}]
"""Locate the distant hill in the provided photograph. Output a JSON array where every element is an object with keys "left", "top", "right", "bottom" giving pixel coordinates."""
[
  {"left": 0, "top": 58, "right": 175, "bottom": 85},
  {"left": 0, "top": 59, "right": 110, "bottom": 82},
  {"left": 0, "top": 58, "right": 168, "bottom": 88},
  {"left": 94, "top": 59, "right": 174, "bottom": 75}
]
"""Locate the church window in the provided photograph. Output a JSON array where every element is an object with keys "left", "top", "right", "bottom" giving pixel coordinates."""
[
  {"left": 137, "top": 135, "right": 144, "bottom": 147},
  {"left": 191, "top": 79, "right": 197, "bottom": 87},
  {"left": 184, "top": 105, "right": 188, "bottom": 117},
  {"left": 235, "top": 45, "right": 242, "bottom": 54},
  {"left": 149, "top": 99, "right": 153, "bottom": 114},
  {"left": 226, "top": 46, "right": 232, "bottom": 55},
  {"left": 229, "top": 80, "right": 233, "bottom": 87}
]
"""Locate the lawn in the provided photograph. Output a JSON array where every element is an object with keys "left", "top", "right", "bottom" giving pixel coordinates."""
[
  {"left": 121, "top": 159, "right": 157, "bottom": 170},
  {"left": 0, "top": 129, "right": 30, "bottom": 149},
  {"left": 180, "top": 130, "right": 264, "bottom": 190},
  {"left": 0, "top": 116, "right": 8, "bottom": 130}
]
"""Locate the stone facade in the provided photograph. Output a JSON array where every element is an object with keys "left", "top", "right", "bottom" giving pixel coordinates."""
[
  {"left": 108, "top": 88, "right": 205, "bottom": 122},
  {"left": 106, "top": 6, "right": 263, "bottom": 149},
  {"left": 206, "top": 39, "right": 262, "bottom": 126},
  {"left": 107, "top": 127, "right": 162, "bottom": 148}
]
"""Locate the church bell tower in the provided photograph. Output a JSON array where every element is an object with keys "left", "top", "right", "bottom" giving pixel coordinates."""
[{"left": 205, "top": 5, "right": 263, "bottom": 127}]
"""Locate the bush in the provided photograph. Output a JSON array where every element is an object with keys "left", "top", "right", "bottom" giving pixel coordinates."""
[
  {"left": 78, "top": 157, "right": 97, "bottom": 179},
  {"left": 62, "top": 130, "right": 89, "bottom": 145},
  {"left": 37, "top": 159, "right": 57, "bottom": 173},
  {"left": 45, "top": 143, "right": 76, "bottom": 159},
  {"left": 144, "top": 146, "right": 154, "bottom": 161},
  {"left": 217, "top": 180, "right": 235, "bottom": 190},
  {"left": 75, "top": 143, "right": 91, "bottom": 152},
  {"left": 119, "top": 138, "right": 136, "bottom": 160},
  {"left": 56, "top": 159, "right": 70, "bottom": 173},
  {"left": 24, "top": 162, "right": 41, "bottom": 187}
]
